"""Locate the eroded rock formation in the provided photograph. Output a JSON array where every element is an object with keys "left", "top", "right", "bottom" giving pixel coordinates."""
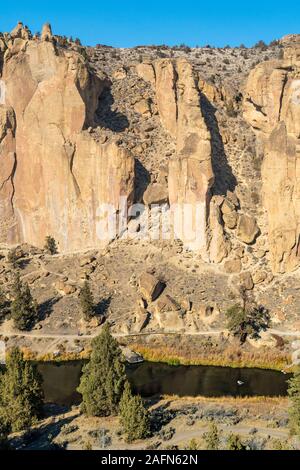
[
  {"left": 244, "top": 35, "right": 300, "bottom": 273},
  {"left": 0, "top": 26, "right": 134, "bottom": 252},
  {"left": 152, "top": 58, "right": 214, "bottom": 254}
]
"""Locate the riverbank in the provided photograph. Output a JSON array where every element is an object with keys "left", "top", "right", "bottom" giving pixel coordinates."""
[
  {"left": 0, "top": 330, "right": 292, "bottom": 371},
  {"left": 9, "top": 395, "right": 294, "bottom": 450}
]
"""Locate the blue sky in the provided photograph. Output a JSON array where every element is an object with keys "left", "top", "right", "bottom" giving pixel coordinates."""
[{"left": 0, "top": 0, "right": 299, "bottom": 48}]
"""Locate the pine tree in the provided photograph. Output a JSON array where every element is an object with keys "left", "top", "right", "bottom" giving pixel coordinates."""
[
  {"left": 186, "top": 438, "right": 200, "bottom": 450},
  {"left": 0, "top": 419, "right": 9, "bottom": 450},
  {"left": 227, "top": 433, "right": 246, "bottom": 450},
  {"left": 11, "top": 273, "right": 38, "bottom": 330},
  {"left": 203, "top": 422, "right": 221, "bottom": 450},
  {"left": 0, "top": 286, "right": 7, "bottom": 311},
  {"left": 44, "top": 236, "right": 58, "bottom": 255},
  {"left": 79, "top": 281, "right": 94, "bottom": 321},
  {"left": 0, "top": 347, "right": 44, "bottom": 432},
  {"left": 0, "top": 286, "right": 8, "bottom": 321},
  {"left": 288, "top": 367, "right": 300, "bottom": 436},
  {"left": 7, "top": 248, "right": 18, "bottom": 268},
  {"left": 77, "top": 324, "right": 126, "bottom": 416},
  {"left": 119, "top": 381, "right": 150, "bottom": 442}
]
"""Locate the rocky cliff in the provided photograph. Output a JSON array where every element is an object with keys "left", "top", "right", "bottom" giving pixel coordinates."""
[
  {"left": 1, "top": 23, "right": 299, "bottom": 282},
  {"left": 0, "top": 24, "right": 135, "bottom": 252},
  {"left": 243, "top": 34, "right": 300, "bottom": 273}
]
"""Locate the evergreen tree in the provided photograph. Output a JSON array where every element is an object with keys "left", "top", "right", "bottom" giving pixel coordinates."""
[
  {"left": 0, "top": 286, "right": 8, "bottom": 321},
  {"left": 11, "top": 273, "right": 38, "bottom": 330},
  {"left": 0, "top": 419, "right": 9, "bottom": 450},
  {"left": 227, "top": 433, "right": 246, "bottom": 450},
  {"left": 119, "top": 381, "right": 150, "bottom": 442},
  {"left": 79, "top": 281, "right": 95, "bottom": 321},
  {"left": 0, "top": 286, "right": 7, "bottom": 313},
  {"left": 203, "top": 422, "right": 221, "bottom": 450},
  {"left": 77, "top": 324, "right": 126, "bottom": 416},
  {"left": 0, "top": 348, "right": 44, "bottom": 432},
  {"left": 7, "top": 248, "right": 18, "bottom": 268},
  {"left": 226, "top": 303, "right": 269, "bottom": 343},
  {"left": 44, "top": 236, "right": 58, "bottom": 255},
  {"left": 288, "top": 367, "right": 300, "bottom": 436},
  {"left": 186, "top": 438, "right": 200, "bottom": 450}
]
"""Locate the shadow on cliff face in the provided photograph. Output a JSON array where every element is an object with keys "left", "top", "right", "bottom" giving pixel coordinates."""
[
  {"left": 96, "top": 87, "right": 129, "bottom": 132},
  {"left": 134, "top": 159, "right": 151, "bottom": 203},
  {"left": 200, "top": 94, "right": 237, "bottom": 196}
]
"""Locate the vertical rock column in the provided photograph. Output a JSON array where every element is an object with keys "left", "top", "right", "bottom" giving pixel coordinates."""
[{"left": 154, "top": 58, "right": 214, "bottom": 255}]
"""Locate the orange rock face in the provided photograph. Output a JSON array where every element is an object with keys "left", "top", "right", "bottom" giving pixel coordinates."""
[
  {"left": 243, "top": 36, "right": 300, "bottom": 273},
  {"left": 0, "top": 38, "right": 134, "bottom": 252}
]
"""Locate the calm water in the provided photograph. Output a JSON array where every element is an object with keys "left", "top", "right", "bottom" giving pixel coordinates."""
[{"left": 36, "top": 361, "right": 291, "bottom": 406}]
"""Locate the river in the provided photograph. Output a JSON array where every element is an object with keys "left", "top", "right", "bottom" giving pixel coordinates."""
[{"left": 36, "top": 361, "right": 291, "bottom": 406}]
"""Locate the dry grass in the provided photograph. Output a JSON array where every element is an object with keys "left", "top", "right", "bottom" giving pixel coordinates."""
[{"left": 129, "top": 342, "right": 290, "bottom": 371}]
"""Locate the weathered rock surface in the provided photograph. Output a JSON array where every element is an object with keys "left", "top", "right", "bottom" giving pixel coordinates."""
[
  {"left": 236, "top": 214, "right": 259, "bottom": 244},
  {"left": 153, "top": 59, "right": 214, "bottom": 254},
  {"left": 138, "top": 272, "right": 165, "bottom": 302},
  {"left": 0, "top": 30, "right": 135, "bottom": 252},
  {"left": 244, "top": 36, "right": 300, "bottom": 272}
]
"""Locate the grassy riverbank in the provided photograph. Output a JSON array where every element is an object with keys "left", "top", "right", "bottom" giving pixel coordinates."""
[{"left": 128, "top": 343, "right": 291, "bottom": 371}]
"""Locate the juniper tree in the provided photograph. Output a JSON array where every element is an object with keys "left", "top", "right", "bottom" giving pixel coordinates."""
[
  {"left": 44, "top": 236, "right": 58, "bottom": 255},
  {"left": 227, "top": 433, "right": 246, "bottom": 450},
  {"left": 0, "top": 286, "right": 5, "bottom": 309},
  {"left": 11, "top": 273, "right": 38, "bottom": 330},
  {"left": 0, "top": 419, "right": 9, "bottom": 450},
  {"left": 7, "top": 248, "right": 18, "bottom": 268},
  {"left": 203, "top": 422, "right": 221, "bottom": 450},
  {"left": 119, "top": 381, "right": 150, "bottom": 442},
  {"left": 77, "top": 324, "right": 126, "bottom": 416},
  {"left": 226, "top": 303, "right": 269, "bottom": 343},
  {"left": 0, "top": 347, "right": 44, "bottom": 432},
  {"left": 288, "top": 367, "right": 300, "bottom": 437},
  {"left": 0, "top": 286, "right": 8, "bottom": 321},
  {"left": 79, "top": 281, "right": 95, "bottom": 321}
]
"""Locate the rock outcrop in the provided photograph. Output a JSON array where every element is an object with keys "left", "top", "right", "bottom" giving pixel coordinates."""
[
  {"left": 153, "top": 59, "right": 214, "bottom": 254},
  {"left": 244, "top": 35, "right": 300, "bottom": 273},
  {"left": 0, "top": 26, "right": 135, "bottom": 252}
]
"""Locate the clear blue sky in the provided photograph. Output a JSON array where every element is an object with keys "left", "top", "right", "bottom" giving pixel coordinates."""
[{"left": 0, "top": 0, "right": 299, "bottom": 48}]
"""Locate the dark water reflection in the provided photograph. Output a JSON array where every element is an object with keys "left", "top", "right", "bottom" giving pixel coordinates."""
[{"left": 36, "top": 361, "right": 291, "bottom": 407}]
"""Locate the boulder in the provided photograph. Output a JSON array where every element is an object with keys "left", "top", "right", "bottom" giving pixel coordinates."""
[
  {"left": 112, "top": 68, "right": 127, "bottom": 80},
  {"left": 54, "top": 280, "right": 76, "bottom": 295},
  {"left": 143, "top": 182, "right": 168, "bottom": 206},
  {"left": 134, "top": 98, "right": 151, "bottom": 116},
  {"left": 252, "top": 270, "right": 267, "bottom": 285},
  {"left": 236, "top": 214, "right": 259, "bottom": 244},
  {"left": 222, "top": 211, "right": 238, "bottom": 229},
  {"left": 209, "top": 200, "right": 231, "bottom": 263},
  {"left": 223, "top": 258, "right": 242, "bottom": 273},
  {"left": 154, "top": 294, "right": 182, "bottom": 314},
  {"left": 138, "top": 272, "right": 165, "bottom": 302},
  {"left": 239, "top": 271, "right": 254, "bottom": 290},
  {"left": 136, "top": 62, "right": 156, "bottom": 86}
]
